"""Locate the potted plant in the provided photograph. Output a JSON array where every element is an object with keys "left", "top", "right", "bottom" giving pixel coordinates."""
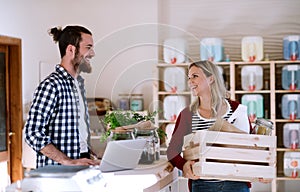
[{"left": 100, "top": 110, "right": 165, "bottom": 142}]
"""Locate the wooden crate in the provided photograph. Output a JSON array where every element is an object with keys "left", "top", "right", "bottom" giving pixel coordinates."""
[{"left": 183, "top": 130, "right": 276, "bottom": 181}]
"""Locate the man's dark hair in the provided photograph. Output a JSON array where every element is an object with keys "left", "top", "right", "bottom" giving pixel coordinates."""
[{"left": 48, "top": 25, "right": 92, "bottom": 58}]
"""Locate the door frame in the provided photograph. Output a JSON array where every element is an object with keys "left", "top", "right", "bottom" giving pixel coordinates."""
[{"left": 0, "top": 36, "right": 23, "bottom": 182}]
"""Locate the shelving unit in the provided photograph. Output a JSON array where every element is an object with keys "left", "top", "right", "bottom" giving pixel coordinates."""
[{"left": 153, "top": 60, "right": 300, "bottom": 192}]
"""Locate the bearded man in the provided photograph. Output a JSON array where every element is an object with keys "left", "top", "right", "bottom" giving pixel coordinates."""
[{"left": 24, "top": 25, "right": 100, "bottom": 168}]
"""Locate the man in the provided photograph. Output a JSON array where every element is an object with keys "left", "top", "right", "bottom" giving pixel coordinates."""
[{"left": 25, "top": 25, "right": 100, "bottom": 168}]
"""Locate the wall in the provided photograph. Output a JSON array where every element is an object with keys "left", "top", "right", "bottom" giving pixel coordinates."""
[
  {"left": 2, "top": 0, "right": 298, "bottom": 121},
  {"left": 0, "top": 0, "right": 159, "bottom": 111},
  {"left": 158, "top": 0, "right": 300, "bottom": 62}
]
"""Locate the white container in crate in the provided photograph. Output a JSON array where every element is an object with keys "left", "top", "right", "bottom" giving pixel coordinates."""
[
  {"left": 241, "top": 36, "right": 264, "bottom": 62},
  {"left": 163, "top": 67, "right": 187, "bottom": 92},
  {"left": 281, "top": 94, "right": 300, "bottom": 120},
  {"left": 283, "top": 123, "right": 300, "bottom": 149},
  {"left": 241, "top": 65, "right": 263, "bottom": 91},
  {"left": 163, "top": 38, "right": 187, "bottom": 64},
  {"left": 163, "top": 95, "right": 188, "bottom": 121},
  {"left": 284, "top": 152, "right": 300, "bottom": 178},
  {"left": 183, "top": 130, "right": 276, "bottom": 181},
  {"left": 165, "top": 123, "right": 175, "bottom": 147},
  {"left": 200, "top": 37, "right": 224, "bottom": 62}
]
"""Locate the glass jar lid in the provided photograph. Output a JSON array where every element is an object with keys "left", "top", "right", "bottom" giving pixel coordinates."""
[{"left": 255, "top": 118, "right": 274, "bottom": 129}]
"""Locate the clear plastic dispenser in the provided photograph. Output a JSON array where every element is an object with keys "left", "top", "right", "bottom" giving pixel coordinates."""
[
  {"left": 200, "top": 37, "right": 224, "bottom": 62},
  {"left": 241, "top": 36, "right": 264, "bottom": 62},
  {"left": 163, "top": 38, "right": 187, "bottom": 64},
  {"left": 241, "top": 66, "right": 263, "bottom": 91},
  {"left": 284, "top": 152, "right": 300, "bottom": 178},
  {"left": 282, "top": 65, "right": 300, "bottom": 90},
  {"left": 283, "top": 123, "right": 300, "bottom": 149},
  {"left": 283, "top": 35, "right": 300, "bottom": 61},
  {"left": 281, "top": 94, "right": 300, "bottom": 120},
  {"left": 163, "top": 96, "right": 188, "bottom": 121},
  {"left": 241, "top": 94, "right": 264, "bottom": 123},
  {"left": 163, "top": 67, "right": 187, "bottom": 92}
]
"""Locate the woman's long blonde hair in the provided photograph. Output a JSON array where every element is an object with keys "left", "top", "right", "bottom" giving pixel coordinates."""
[{"left": 189, "top": 60, "right": 229, "bottom": 117}]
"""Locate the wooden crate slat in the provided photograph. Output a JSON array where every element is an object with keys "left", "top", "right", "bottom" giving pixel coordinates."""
[
  {"left": 193, "top": 162, "right": 276, "bottom": 181},
  {"left": 184, "top": 130, "right": 276, "bottom": 148},
  {"left": 203, "top": 146, "right": 275, "bottom": 163},
  {"left": 183, "top": 145, "right": 276, "bottom": 163}
]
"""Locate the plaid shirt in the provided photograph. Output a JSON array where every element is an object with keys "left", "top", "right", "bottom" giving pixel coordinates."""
[{"left": 24, "top": 65, "right": 90, "bottom": 168}]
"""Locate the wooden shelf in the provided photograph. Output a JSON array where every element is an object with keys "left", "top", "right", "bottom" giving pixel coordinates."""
[
  {"left": 277, "top": 148, "right": 300, "bottom": 152},
  {"left": 158, "top": 91, "right": 191, "bottom": 95},
  {"left": 157, "top": 63, "right": 190, "bottom": 67},
  {"left": 154, "top": 60, "right": 300, "bottom": 192},
  {"left": 234, "top": 90, "right": 271, "bottom": 94},
  {"left": 276, "top": 177, "right": 300, "bottom": 181},
  {"left": 275, "top": 90, "right": 300, "bottom": 93},
  {"left": 275, "top": 119, "right": 300, "bottom": 123}
]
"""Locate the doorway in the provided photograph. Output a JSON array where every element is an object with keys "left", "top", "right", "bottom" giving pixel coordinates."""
[{"left": 0, "top": 36, "right": 23, "bottom": 183}]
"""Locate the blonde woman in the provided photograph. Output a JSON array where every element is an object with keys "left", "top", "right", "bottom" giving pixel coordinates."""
[{"left": 167, "top": 60, "right": 252, "bottom": 192}]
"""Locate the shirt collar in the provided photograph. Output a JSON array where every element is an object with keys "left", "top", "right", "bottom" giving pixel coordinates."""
[
  {"left": 55, "top": 64, "right": 73, "bottom": 80},
  {"left": 55, "top": 64, "right": 84, "bottom": 84}
]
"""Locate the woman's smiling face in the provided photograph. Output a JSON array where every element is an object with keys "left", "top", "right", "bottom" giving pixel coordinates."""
[{"left": 188, "top": 65, "right": 211, "bottom": 96}]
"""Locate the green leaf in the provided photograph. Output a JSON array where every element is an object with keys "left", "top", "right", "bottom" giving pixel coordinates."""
[{"left": 100, "top": 110, "right": 163, "bottom": 142}]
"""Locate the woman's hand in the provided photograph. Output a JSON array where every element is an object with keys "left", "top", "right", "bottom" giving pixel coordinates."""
[
  {"left": 183, "top": 160, "right": 200, "bottom": 180},
  {"left": 258, "top": 178, "right": 272, "bottom": 183}
]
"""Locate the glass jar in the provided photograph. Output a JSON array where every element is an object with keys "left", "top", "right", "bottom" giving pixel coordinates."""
[
  {"left": 109, "top": 129, "right": 135, "bottom": 141},
  {"left": 252, "top": 118, "right": 273, "bottom": 136},
  {"left": 118, "top": 94, "right": 130, "bottom": 110},
  {"left": 135, "top": 128, "right": 160, "bottom": 164},
  {"left": 130, "top": 94, "right": 144, "bottom": 111}
]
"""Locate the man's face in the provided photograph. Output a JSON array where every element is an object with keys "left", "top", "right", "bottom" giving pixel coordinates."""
[{"left": 73, "top": 33, "right": 95, "bottom": 73}]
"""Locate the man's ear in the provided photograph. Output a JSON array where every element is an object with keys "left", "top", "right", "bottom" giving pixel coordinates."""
[{"left": 66, "top": 44, "right": 76, "bottom": 58}]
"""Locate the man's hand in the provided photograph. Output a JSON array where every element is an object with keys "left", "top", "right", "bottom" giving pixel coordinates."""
[
  {"left": 63, "top": 158, "right": 101, "bottom": 166},
  {"left": 41, "top": 144, "right": 101, "bottom": 166}
]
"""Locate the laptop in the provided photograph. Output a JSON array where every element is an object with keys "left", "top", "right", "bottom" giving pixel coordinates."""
[{"left": 99, "top": 139, "right": 146, "bottom": 172}]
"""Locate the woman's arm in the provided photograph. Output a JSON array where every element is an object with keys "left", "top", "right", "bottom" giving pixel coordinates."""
[{"left": 167, "top": 107, "right": 192, "bottom": 170}]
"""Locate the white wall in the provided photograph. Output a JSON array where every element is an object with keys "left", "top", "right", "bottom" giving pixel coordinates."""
[
  {"left": 158, "top": 0, "right": 300, "bottom": 62},
  {"left": 0, "top": 0, "right": 159, "bottom": 111}
]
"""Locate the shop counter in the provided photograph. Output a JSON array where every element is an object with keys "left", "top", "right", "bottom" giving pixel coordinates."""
[{"left": 6, "top": 156, "right": 178, "bottom": 192}]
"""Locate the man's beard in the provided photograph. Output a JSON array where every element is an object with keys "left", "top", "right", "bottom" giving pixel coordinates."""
[
  {"left": 78, "top": 58, "right": 92, "bottom": 73},
  {"left": 73, "top": 54, "right": 92, "bottom": 74}
]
